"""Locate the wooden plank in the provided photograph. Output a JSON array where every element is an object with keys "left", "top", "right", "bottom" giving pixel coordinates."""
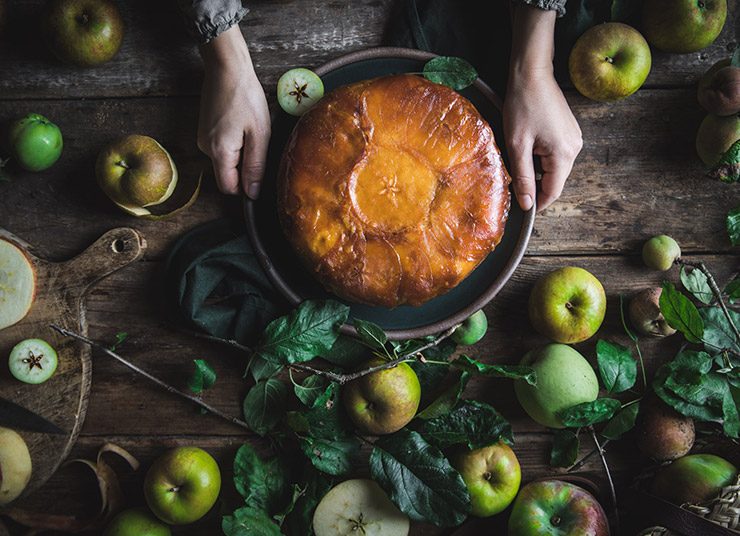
[
  {"left": 0, "top": 90, "right": 737, "bottom": 260},
  {"left": 0, "top": 0, "right": 735, "bottom": 99}
]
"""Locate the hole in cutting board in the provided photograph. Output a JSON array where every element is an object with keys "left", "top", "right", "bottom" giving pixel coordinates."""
[{"left": 111, "top": 239, "right": 126, "bottom": 253}]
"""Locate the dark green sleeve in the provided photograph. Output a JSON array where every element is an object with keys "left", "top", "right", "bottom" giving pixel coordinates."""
[{"left": 177, "top": 0, "right": 249, "bottom": 43}]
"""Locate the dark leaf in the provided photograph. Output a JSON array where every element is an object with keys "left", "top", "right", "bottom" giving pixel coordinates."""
[
  {"left": 299, "top": 436, "right": 360, "bottom": 476},
  {"left": 283, "top": 469, "right": 334, "bottom": 536},
  {"left": 660, "top": 281, "right": 704, "bottom": 343},
  {"left": 733, "top": 46, "right": 740, "bottom": 67},
  {"left": 550, "top": 429, "right": 579, "bottom": 468},
  {"left": 272, "top": 484, "right": 304, "bottom": 527},
  {"left": 243, "top": 379, "right": 289, "bottom": 436},
  {"left": 725, "top": 278, "right": 740, "bottom": 303},
  {"left": 422, "top": 56, "right": 478, "bottom": 91},
  {"left": 610, "top": 0, "right": 640, "bottom": 20},
  {"left": 233, "top": 444, "right": 288, "bottom": 514},
  {"left": 700, "top": 307, "right": 740, "bottom": 355},
  {"left": 352, "top": 319, "right": 388, "bottom": 352},
  {"left": 256, "top": 300, "right": 350, "bottom": 365},
  {"left": 596, "top": 340, "right": 636, "bottom": 393},
  {"left": 452, "top": 354, "right": 537, "bottom": 386},
  {"left": 370, "top": 429, "right": 470, "bottom": 527},
  {"left": 416, "top": 371, "right": 470, "bottom": 420},
  {"left": 287, "top": 385, "right": 346, "bottom": 441},
  {"left": 722, "top": 387, "right": 740, "bottom": 437},
  {"left": 727, "top": 207, "right": 740, "bottom": 246},
  {"left": 248, "top": 355, "right": 283, "bottom": 383},
  {"left": 708, "top": 139, "right": 740, "bottom": 183},
  {"left": 187, "top": 359, "right": 217, "bottom": 394},
  {"left": 601, "top": 402, "right": 640, "bottom": 440},
  {"left": 418, "top": 399, "right": 513, "bottom": 449},
  {"left": 293, "top": 375, "right": 337, "bottom": 409},
  {"left": 680, "top": 266, "right": 714, "bottom": 304},
  {"left": 222, "top": 506, "right": 282, "bottom": 536},
  {"left": 557, "top": 398, "right": 622, "bottom": 428},
  {"left": 320, "top": 335, "right": 369, "bottom": 368},
  {"left": 725, "top": 368, "right": 740, "bottom": 389},
  {"left": 409, "top": 338, "right": 458, "bottom": 405}
]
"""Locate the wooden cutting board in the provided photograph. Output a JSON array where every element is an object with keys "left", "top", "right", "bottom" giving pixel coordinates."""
[{"left": 0, "top": 227, "right": 146, "bottom": 502}]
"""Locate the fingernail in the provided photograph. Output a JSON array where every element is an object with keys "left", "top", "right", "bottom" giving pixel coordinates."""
[
  {"left": 518, "top": 194, "right": 533, "bottom": 211},
  {"left": 247, "top": 182, "right": 261, "bottom": 200}
]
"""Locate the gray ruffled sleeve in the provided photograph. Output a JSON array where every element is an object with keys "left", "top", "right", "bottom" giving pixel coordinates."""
[
  {"left": 514, "top": 0, "right": 567, "bottom": 16},
  {"left": 177, "top": 0, "right": 249, "bottom": 43}
]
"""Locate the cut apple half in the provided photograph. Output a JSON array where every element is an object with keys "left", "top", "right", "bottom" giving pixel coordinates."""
[
  {"left": 313, "top": 479, "right": 410, "bottom": 536},
  {"left": 0, "top": 239, "right": 36, "bottom": 331}
]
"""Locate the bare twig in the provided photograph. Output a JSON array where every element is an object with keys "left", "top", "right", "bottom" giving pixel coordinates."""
[
  {"left": 175, "top": 325, "right": 253, "bottom": 354},
  {"left": 590, "top": 427, "right": 619, "bottom": 535},
  {"left": 567, "top": 438, "right": 611, "bottom": 473},
  {"left": 50, "top": 325, "right": 251, "bottom": 432}
]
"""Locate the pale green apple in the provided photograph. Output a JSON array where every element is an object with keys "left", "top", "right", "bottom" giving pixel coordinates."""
[
  {"left": 651, "top": 454, "right": 736, "bottom": 505},
  {"left": 514, "top": 344, "right": 599, "bottom": 429},
  {"left": 452, "top": 442, "right": 521, "bottom": 517},
  {"left": 528, "top": 266, "right": 606, "bottom": 344},
  {"left": 642, "top": 235, "right": 681, "bottom": 271},
  {"left": 103, "top": 508, "right": 171, "bottom": 536},
  {"left": 343, "top": 358, "right": 421, "bottom": 435},
  {"left": 144, "top": 447, "right": 221, "bottom": 525},
  {"left": 642, "top": 0, "right": 727, "bottom": 53},
  {"left": 0, "top": 427, "right": 32, "bottom": 506},
  {"left": 451, "top": 310, "right": 488, "bottom": 346},
  {"left": 569, "top": 22, "right": 651, "bottom": 102}
]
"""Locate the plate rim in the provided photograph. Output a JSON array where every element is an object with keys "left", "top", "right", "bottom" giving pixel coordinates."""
[{"left": 245, "top": 46, "right": 535, "bottom": 340}]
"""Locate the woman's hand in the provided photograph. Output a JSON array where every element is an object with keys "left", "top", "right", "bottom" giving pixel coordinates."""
[
  {"left": 505, "top": 5, "right": 582, "bottom": 212},
  {"left": 198, "top": 26, "right": 270, "bottom": 198}
]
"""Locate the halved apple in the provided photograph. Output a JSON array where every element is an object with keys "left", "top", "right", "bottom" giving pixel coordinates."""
[
  {"left": 0, "top": 427, "right": 32, "bottom": 506},
  {"left": 0, "top": 239, "right": 36, "bottom": 331}
]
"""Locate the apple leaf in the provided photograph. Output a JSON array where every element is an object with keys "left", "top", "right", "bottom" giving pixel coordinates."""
[
  {"left": 660, "top": 281, "right": 705, "bottom": 343},
  {"left": 109, "top": 332, "right": 128, "bottom": 352},
  {"left": 255, "top": 300, "right": 350, "bottom": 365},
  {"left": 233, "top": 444, "right": 289, "bottom": 514},
  {"left": 416, "top": 371, "right": 471, "bottom": 420},
  {"left": 708, "top": 139, "right": 740, "bottom": 183},
  {"left": 409, "top": 338, "right": 458, "bottom": 406},
  {"left": 222, "top": 506, "right": 282, "bottom": 536},
  {"left": 601, "top": 402, "right": 640, "bottom": 440},
  {"left": 293, "top": 375, "right": 337, "bottom": 409},
  {"left": 370, "top": 429, "right": 471, "bottom": 527},
  {"left": 725, "top": 278, "right": 740, "bottom": 303},
  {"left": 352, "top": 318, "right": 388, "bottom": 352},
  {"left": 243, "top": 378, "right": 289, "bottom": 436},
  {"left": 732, "top": 46, "right": 740, "bottom": 68},
  {"left": 557, "top": 398, "right": 622, "bottom": 428},
  {"left": 699, "top": 307, "right": 740, "bottom": 356},
  {"left": 187, "top": 358, "right": 217, "bottom": 394},
  {"left": 416, "top": 399, "right": 513, "bottom": 449},
  {"left": 271, "top": 484, "right": 304, "bottom": 527},
  {"left": 550, "top": 429, "right": 579, "bottom": 468},
  {"left": 727, "top": 207, "right": 740, "bottom": 246},
  {"left": 451, "top": 354, "right": 537, "bottom": 386},
  {"left": 299, "top": 436, "right": 361, "bottom": 476},
  {"left": 725, "top": 368, "right": 740, "bottom": 390},
  {"left": 596, "top": 340, "right": 637, "bottom": 393},
  {"left": 287, "top": 385, "right": 348, "bottom": 442},
  {"left": 320, "top": 334, "right": 369, "bottom": 368},
  {"left": 680, "top": 266, "right": 714, "bottom": 305},
  {"left": 282, "top": 469, "right": 334, "bottom": 536},
  {"left": 422, "top": 56, "right": 478, "bottom": 91}
]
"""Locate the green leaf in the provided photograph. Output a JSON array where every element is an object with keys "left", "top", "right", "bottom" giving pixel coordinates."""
[
  {"left": 243, "top": 378, "right": 289, "bottom": 436},
  {"left": 293, "top": 375, "right": 337, "bottom": 409},
  {"left": 299, "top": 436, "right": 360, "bottom": 476},
  {"left": 408, "top": 338, "right": 458, "bottom": 406},
  {"left": 733, "top": 46, "right": 740, "bottom": 67},
  {"left": 416, "top": 371, "right": 470, "bottom": 420},
  {"left": 610, "top": 0, "right": 640, "bottom": 20},
  {"left": 451, "top": 354, "right": 537, "bottom": 386},
  {"left": 272, "top": 484, "right": 304, "bottom": 527},
  {"left": 370, "top": 429, "right": 470, "bottom": 527},
  {"left": 660, "top": 281, "right": 704, "bottom": 343},
  {"left": 233, "top": 444, "right": 288, "bottom": 514},
  {"left": 680, "top": 266, "right": 714, "bottom": 304},
  {"left": 550, "top": 429, "right": 579, "bottom": 467},
  {"left": 596, "top": 340, "right": 637, "bottom": 393},
  {"left": 255, "top": 300, "right": 350, "bottom": 365},
  {"left": 725, "top": 278, "right": 740, "bottom": 304},
  {"left": 283, "top": 469, "right": 334, "bottom": 536},
  {"left": 187, "top": 359, "right": 217, "bottom": 394},
  {"left": 708, "top": 139, "right": 740, "bottom": 183},
  {"left": 417, "top": 399, "right": 513, "bottom": 449},
  {"left": 320, "top": 334, "right": 369, "bottom": 368},
  {"left": 557, "top": 398, "right": 622, "bottom": 428},
  {"left": 700, "top": 307, "right": 740, "bottom": 355},
  {"left": 109, "top": 332, "right": 128, "bottom": 352},
  {"left": 248, "top": 356, "right": 283, "bottom": 383},
  {"left": 725, "top": 369, "right": 740, "bottom": 389},
  {"left": 223, "top": 506, "right": 282, "bottom": 536},
  {"left": 352, "top": 319, "right": 388, "bottom": 352},
  {"left": 422, "top": 56, "right": 478, "bottom": 91},
  {"left": 727, "top": 207, "right": 740, "bottom": 246},
  {"left": 722, "top": 386, "right": 740, "bottom": 437},
  {"left": 601, "top": 402, "right": 640, "bottom": 440},
  {"left": 288, "top": 384, "right": 347, "bottom": 442}
]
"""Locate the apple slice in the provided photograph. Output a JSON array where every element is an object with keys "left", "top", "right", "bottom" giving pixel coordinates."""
[
  {"left": 0, "top": 239, "right": 36, "bottom": 331},
  {"left": 0, "top": 427, "right": 32, "bottom": 506},
  {"left": 313, "top": 479, "right": 409, "bottom": 536}
]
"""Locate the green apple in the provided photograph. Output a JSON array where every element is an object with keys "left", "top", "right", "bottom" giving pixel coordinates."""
[
  {"left": 452, "top": 442, "right": 521, "bottom": 517},
  {"left": 96, "top": 134, "right": 178, "bottom": 217},
  {"left": 508, "top": 480, "right": 609, "bottom": 536},
  {"left": 44, "top": 0, "right": 124, "bottom": 66},
  {"left": 696, "top": 113, "right": 740, "bottom": 167},
  {"left": 144, "top": 447, "right": 221, "bottom": 525},
  {"left": 642, "top": 235, "right": 681, "bottom": 271},
  {"left": 642, "top": 0, "right": 727, "bottom": 53},
  {"left": 451, "top": 310, "right": 488, "bottom": 346},
  {"left": 698, "top": 60, "right": 740, "bottom": 116},
  {"left": 637, "top": 396, "right": 694, "bottom": 461},
  {"left": 0, "top": 427, "right": 32, "bottom": 506},
  {"left": 651, "top": 454, "right": 736, "bottom": 505},
  {"left": 343, "top": 358, "right": 421, "bottom": 435},
  {"left": 514, "top": 344, "right": 599, "bottom": 429},
  {"left": 103, "top": 508, "right": 171, "bottom": 536},
  {"left": 528, "top": 266, "right": 606, "bottom": 344},
  {"left": 568, "top": 22, "right": 651, "bottom": 102},
  {"left": 8, "top": 113, "right": 63, "bottom": 172}
]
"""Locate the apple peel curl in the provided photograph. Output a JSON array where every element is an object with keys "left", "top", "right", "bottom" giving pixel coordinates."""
[
  {"left": 1, "top": 443, "right": 140, "bottom": 532},
  {"left": 116, "top": 171, "right": 202, "bottom": 220}
]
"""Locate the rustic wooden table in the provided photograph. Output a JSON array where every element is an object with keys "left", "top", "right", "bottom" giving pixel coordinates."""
[{"left": 0, "top": 1, "right": 738, "bottom": 534}]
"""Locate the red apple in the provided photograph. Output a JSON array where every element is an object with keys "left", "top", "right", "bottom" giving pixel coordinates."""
[{"left": 698, "top": 60, "right": 740, "bottom": 116}]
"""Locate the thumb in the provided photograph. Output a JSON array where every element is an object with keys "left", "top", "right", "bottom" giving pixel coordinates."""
[
  {"left": 507, "top": 138, "right": 536, "bottom": 211},
  {"left": 241, "top": 130, "right": 270, "bottom": 200}
]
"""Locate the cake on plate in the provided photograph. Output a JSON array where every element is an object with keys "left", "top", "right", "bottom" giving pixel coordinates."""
[{"left": 277, "top": 74, "right": 511, "bottom": 307}]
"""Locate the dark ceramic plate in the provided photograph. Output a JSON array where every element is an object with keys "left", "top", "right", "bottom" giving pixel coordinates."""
[{"left": 245, "top": 47, "right": 535, "bottom": 340}]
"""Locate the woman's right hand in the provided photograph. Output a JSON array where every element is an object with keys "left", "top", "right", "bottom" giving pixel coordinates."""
[{"left": 198, "top": 26, "right": 271, "bottom": 199}]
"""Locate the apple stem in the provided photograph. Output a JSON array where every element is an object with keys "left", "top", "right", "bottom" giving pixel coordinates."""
[
  {"left": 49, "top": 325, "right": 253, "bottom": 432},
  {"left": 589, "top": 427, "right": 620, "bottom": 535}
]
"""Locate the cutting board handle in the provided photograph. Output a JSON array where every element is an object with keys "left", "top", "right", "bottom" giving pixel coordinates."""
[{"left": 63, "top": 228, "right": 146, "bottom": 298}]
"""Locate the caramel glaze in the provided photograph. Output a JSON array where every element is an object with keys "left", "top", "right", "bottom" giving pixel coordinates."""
[{"left": 278, "top": 74, "right": 512, "bottom": 307}]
